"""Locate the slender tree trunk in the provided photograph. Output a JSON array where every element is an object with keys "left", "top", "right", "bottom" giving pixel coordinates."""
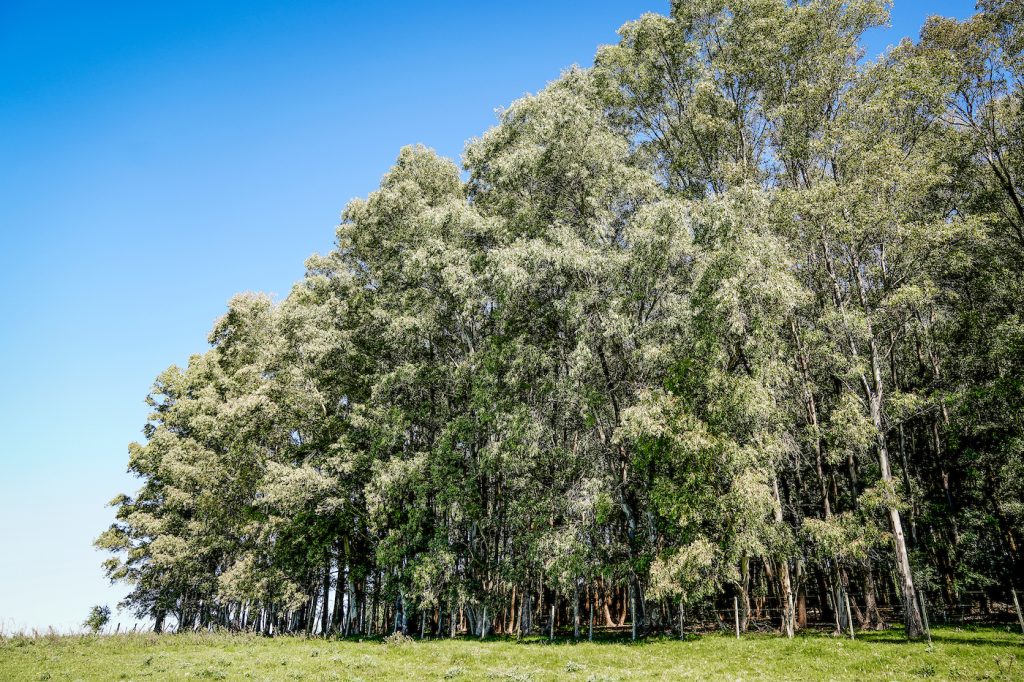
[
  {"left": 588, "top": 582, "right": 594, "bottom": 641},
  {"left": 897, "top": 424, "right": 919, "bottom": 545},
  {"left": 321, "top": 558, "right": 331, "bottom": 636},
  {"left": 331, "top": 556, "right": 345, "bottom": 633},
  {"left": 630, "top": 579, "right": 638, "bottom": 641},
  {"left": 796, "top": 583, "right": 807, "bottom": 629},
  {"left": 602, "top": 579, "right": 615, "bottom": 627},
  {"left": 1011, "top": 586, "right": 1024, "bottom": 634},
  {"left": 509, "top": 585, "right": 517, "bottom": 635},
  {"left": 371, "top": 571, "right": 380, "bottom": 636},
  {"left": 862, "top": 561, "right": 885, "bottom": 630},
  {"left": 836, "top": 244, "right": 924, "bottom": 639},
  {"left": 772, "top": 477, "right": 795, "bottom": 638},
  {"left": 573, "top": 580, "right": 580, "bottom": 640},
  {"left": 738, "top": 556, "right": 751, "bottom": 633}
]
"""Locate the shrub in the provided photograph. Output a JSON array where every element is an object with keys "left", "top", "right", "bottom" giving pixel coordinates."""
[{"left": 83, "top": 605, "right": 111, "bottom": 634}]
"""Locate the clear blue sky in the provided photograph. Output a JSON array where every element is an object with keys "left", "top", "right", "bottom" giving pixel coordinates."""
[{"left": 0, "top": 0, "right": 974, "bottom": 632}]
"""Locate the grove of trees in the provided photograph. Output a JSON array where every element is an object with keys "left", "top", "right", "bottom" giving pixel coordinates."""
[{"left": 98, "top": 0, "right": 1024, "bottom": 641}]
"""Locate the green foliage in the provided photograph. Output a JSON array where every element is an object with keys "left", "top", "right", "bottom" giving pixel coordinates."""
[
  {"left": 97, "top": 0, "right": 1024, "bottom": 643},
  {"left": 82, "top": 605, "right": 110, "bottom": 634}
]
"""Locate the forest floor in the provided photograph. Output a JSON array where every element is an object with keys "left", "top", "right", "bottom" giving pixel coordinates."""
[{"left": 0, "top": 625, "right": 1021, "bottom": 681}]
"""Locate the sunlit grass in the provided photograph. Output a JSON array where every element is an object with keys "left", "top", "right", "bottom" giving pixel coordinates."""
[{"left": 0, "top": 625, "right": 1020, "bottom": 681}]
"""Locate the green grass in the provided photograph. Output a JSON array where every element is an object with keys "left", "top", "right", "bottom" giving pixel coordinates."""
[{"left": 1, "top": 626, "right": 1021, "bottom": 681}]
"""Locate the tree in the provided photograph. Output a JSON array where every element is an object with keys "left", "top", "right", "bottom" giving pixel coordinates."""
[{"left": 84, "top": 605, "right": 111, "bottom": 634}]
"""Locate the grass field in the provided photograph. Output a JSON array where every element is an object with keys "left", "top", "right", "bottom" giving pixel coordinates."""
[{"left": 1, "top": 626, "right": 1021, "bottom": 681}]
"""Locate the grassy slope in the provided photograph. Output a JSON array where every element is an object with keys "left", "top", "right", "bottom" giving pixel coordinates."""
[{"left": 1, "top": 626, "right": 1021, "bottom": 681}]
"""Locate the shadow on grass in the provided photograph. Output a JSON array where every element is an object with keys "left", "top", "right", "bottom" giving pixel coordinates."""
[
  {"left": 849, "top": 625, "right": 1023, "bottom": 649},
  {"left": 23, "top": 625, "right": 1014, "bottom": 649},
  {"left": 324, "top": 631, "right": 708, "bottom": 647},
  {"left": 392, "top": 625, "right": 1024, "bottom": 648}
]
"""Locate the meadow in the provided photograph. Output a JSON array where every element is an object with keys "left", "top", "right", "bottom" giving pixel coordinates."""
[{"left": 1, "top": 626, "right": 1021, "bottom": 681}]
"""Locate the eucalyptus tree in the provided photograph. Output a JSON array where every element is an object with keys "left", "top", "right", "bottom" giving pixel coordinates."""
[
  {"left": 909, "top": 4, "right": 1024, "bottom": 597},
  {"left": 466, "top": 69, "right": 678, "bottom": 635},
  {"left": 99, "top": 294, "right": 281, "bottom": 631},
  {"left": 327, "top": 144, "right": 500, "bottom": 632},
  {"left": 774, "top": 29, "right": 978, "bottom": 636}
]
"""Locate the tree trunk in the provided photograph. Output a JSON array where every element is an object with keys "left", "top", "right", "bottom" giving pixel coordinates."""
[
  {"left": 861, "top": 561, "right": 885, "bottom": 630},
  {"left": 321, "top": 559, "right": 331, "bottom": 636},
  {"left": 154, "top": 609, "right": 165, "bottom": 634},
  {"left": 629, "top": 579, "right": 638, "bottom": 641},
  {"left": 772, "top": 476, "right": 795, "bottom": 637},
  {"left": 852, "top": 250, "right": 924, "bottom": 639},
  {"left": 738, "top": 556, "right": 751, "bottom": 633},
  {"left": 588, "top": 583, "right": 594, "bottom": 641},
  {"left": 331, "top": 558, "right": 345, "bottom": 634},
  {"left": 602, "top": 580, "right": 615, "bottom": 626},
  {"left": 573, "top": 580, "right": 580, "bottom": 640}
]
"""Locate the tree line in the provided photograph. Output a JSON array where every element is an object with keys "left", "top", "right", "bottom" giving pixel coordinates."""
[{"left": 98, "top": 0, "right": 1024, "bottom": 641}]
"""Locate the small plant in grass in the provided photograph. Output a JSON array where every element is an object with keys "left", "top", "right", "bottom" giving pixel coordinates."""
[
  {"left": 994, "top": 654, "right": 1017, "bottom": 676},
  {"left": 912, "top": 663, "right": 936, "bottom": 678},
  {"left": 383, "top": 631, "right": 414, "bottom": 647}
]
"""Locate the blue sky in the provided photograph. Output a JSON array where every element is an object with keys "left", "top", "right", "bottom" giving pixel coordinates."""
[{"left": 0, "top": 0, "right": 974, "bottom": 632}]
